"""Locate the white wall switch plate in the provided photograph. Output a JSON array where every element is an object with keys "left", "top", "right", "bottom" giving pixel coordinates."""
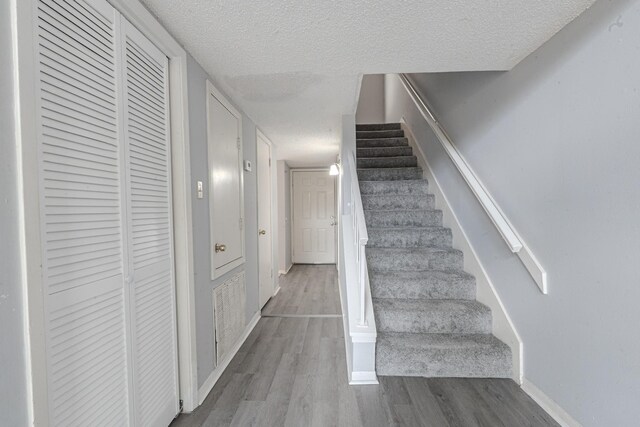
[
  {"left": 196, "top": 181, "right": 204, "bottom": 199},
  {"left": 244, "top": 160, "right": 252, "bottom": 172}
]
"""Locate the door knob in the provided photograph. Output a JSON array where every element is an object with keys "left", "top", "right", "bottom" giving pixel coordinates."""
[
  {"left": 215, "top": 243, "right": 226, "bottom": 253},
  {"left": 259, "top": 229, "right": 266, "bottom": 235}
]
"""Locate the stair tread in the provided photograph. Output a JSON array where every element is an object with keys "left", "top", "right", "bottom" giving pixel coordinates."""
[
  {"left": 374, "top": 298, "right": 489, "bottom": 312},
  {"left": 376, "top": 331, "right": 512, "bottom": 378},
  {"left": 370, "top": 269, "right": 474, "bottom": 280},
  {"left": 357, "top": 155, "right": 416, "bottom": 159},
  {"left": 364, "top": 207, "right": 439, "bottom": 212},
  {"left": 356, "top": 123, "right": 401, "bottom": 131},
  {"left": 367, "top": 246, "right": 460, "bottom": 253},
  {"left": 357, "top": 167, "right": 421, "bottom": 171},
  {"left": 370, "top": 269, "right": 476, "bottom": 300},
  {"left": 377, "top": 331, "right": 510, "bottom": 350},
  {"left": 369, "top": 226, "right": 448, "bottom": 231}
]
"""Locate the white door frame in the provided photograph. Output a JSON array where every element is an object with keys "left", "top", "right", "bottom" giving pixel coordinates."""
[
  {"left": 12, "top": 0, "right": 199, "bottom": 422},
  {"left": 290, "top": 168, "right": 337, "bottom": 264},
  {"left": 206, "top": 80, "right": 245, "bottom": 279},
  {"left": 256, "top": 129, "right": 278, "bottom": 305}
]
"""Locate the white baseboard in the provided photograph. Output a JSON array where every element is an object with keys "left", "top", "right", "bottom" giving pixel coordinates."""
[
  {"left": 273, "top": 286, "right": 281, "bottom": 296},
  {"left": 278, "top": 263, "right": 293, "bottom": 276},
  {"left": 349, "top": 371, "right": 378, "bottom": 385},
  {"left": 401, "top": 120, "right": 523, "bottom": 384},
  {"left": 197, "top": 310, "right": 261, "bottom": 405},
  {"left": 522, "top": 379, "right": 582, "bottom": 427}
]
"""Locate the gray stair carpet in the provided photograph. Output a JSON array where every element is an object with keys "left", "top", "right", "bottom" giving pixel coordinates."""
[{"left": 356, "top": 123, "right": 512, "bottom": 378}]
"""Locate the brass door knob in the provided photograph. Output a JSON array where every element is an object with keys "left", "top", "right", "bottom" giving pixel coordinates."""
[
  {"left": 259, "top": 229, "right": 266, "bottom": 235},
  {"left": 215, "top": 243, "right": 226, "bottom": 253}
]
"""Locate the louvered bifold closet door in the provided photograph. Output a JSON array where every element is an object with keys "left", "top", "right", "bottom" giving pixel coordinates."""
[
  {"left": 120, "top": 18, "right": 180, "bottom": 427},
  {"left": 35, "top": 0, "right": 131, "bottom": 425}
]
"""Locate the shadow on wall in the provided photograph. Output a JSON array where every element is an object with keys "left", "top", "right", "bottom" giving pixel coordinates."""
[{"left": 408, "top": 0, "right": 633, "bottom": 144}]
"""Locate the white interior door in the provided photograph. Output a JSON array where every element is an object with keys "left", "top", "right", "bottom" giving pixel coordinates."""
[
  {"left": 257, "top": 133, "right": 273, "bottom": 307},
  {"left": 120, "top": 18, "right": 179, "bottom": 427},
  {"left": 35, "top": 1, "right": 131, "bottom": 424},
  {"left": 35, "top": 0, "right": 179, "bottom": 424},
  {"left": 207, "top": 84, "right": 244, "bottom": 279},
  {"left": 292, "top": 171, "right": 336, "bottom": 264}
]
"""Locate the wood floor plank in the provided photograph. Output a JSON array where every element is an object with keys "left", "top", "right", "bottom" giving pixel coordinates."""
[
  {"left": 283, "top": 374, "right": 315, "bottom": 427},
  {"left": 201, "top": 373, "right": 253, "bottom": 427},
  {"left": 353, "top": 384, "right": 398, "bottom": 427},
  {"left": 228, "top": 400, "right": 264, "bottom": 427},
  {"left": 260, "top": 352, "right": 300, "bottom": 426},
  {"left": 402, "top": 376, "right": 451, "bottom": 427}
]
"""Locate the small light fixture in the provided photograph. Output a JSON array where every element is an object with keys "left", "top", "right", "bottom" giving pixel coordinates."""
[{"left": 329, "top": 163, "right": 340, "bottom": 176}]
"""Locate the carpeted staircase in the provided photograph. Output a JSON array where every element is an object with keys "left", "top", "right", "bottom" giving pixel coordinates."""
[{"left": 356, "top": 123, "right": 512, "bottom": 378}]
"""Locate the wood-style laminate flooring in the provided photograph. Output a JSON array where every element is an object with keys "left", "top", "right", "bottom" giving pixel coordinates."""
[
  {"left": 262, "top": 265, "right": 341, "bottom": 316},
  {"left": 172, "top": 265, "right": 558, "bottom": 427}
]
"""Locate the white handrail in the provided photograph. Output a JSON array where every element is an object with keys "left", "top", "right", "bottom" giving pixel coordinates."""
[
  {"left": 398, "top": 74, "right": 548, "bottom": 294},
  {"left": 347, "top": 151, "right": 370, "bottom": 326}
]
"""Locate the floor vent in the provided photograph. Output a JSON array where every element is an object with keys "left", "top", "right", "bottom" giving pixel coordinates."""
[{"left": 213, "top": 272, "right": 246, "bottom": 365}]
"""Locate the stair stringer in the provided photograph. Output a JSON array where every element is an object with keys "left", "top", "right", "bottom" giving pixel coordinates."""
[{"left": 401, "top": 120, "right": 523, "bottom": 383}]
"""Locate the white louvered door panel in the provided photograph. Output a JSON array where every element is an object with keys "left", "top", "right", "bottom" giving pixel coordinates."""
[
  {"left": 120, "top": 18, "right": 180, "bottom": 427},
  {"left": 35, "top": 0, "right": 131, "bottom": 425}
]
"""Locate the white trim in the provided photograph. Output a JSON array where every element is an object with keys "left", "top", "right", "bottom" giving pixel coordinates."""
[
  {"left": 397, "top": 74, "right": 547, "bottom": 294},
  {"left": 402, "top": 119, "right": 523, "bottom": 383},
  {"left": 278, "top": 263, "right": 293, "bottom": 276},
  {"left": 522, "top": 379, "right": 582, "bottom": 427},
  {"left": 206, "top": 80, "right": 246, "bottom": 280},
  {"left": 198, "top": 311, "right": 261, "bottom": 404},
  {"left": 11, "top": 0, "right": 39, "bottom": 424},
  {"left": 273, "top": 286, "right": 282, "bottom": 296},
  {"left": 349, "top": 371, "right": 378, "bottom": 385}
]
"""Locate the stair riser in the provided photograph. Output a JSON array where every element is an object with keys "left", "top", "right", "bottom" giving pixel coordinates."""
[
  {"left": 359, "top": 180, "right": 428, "bottom": 196},
  {"left": 357, "top": 130, "right": 404, "bottom": 139},
  {"left": 358, "top": 156, "right": 418, "bottom": 168},
  {"left": 376, "top": 345, "right": 512, "bottom": 378},
  {"left": 357, "top": 138, "right": 409, "bottom": 148},
  {"left": 362, "top": 195, "right": 435, "bottom": 210},
  {"left": 364, "top": 210, "right": 442, "bottom": 227},
  {"left": 356, "top": 147, "right": 413, "bottom": 157},
  {"left": 374, "top": 306, "right": 491, "bottom": 335},
  {"left": 368, "top": 228, "right": 452, "bottom": 248},
  {"left": 357, "top": 168, "right": 423, "bottom": 181},
  {"left": 367, "top": 250, "right": 463, "bottom": 271},
  {"left": 370, "top": 277, "right": 475, "bottom": 300},
  {"left": 356, "top": 123, "right": 401, "bottom": 131}
]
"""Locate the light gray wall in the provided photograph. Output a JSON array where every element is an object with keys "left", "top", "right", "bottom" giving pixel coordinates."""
[
  {"left": 356, "top": 74, "right": 385, "bottom": 124},
  {"left": 0, "top": 5, "right": 30, "bottom": 426},
  {"left": 277, "top": 160, "right": 292, "bottom": 273},
  {"left": 385, "top": 0, "right": 640, "bottom": 424},
  {"left": 186, "top": 55, "right": 260, "bottom": 388}
]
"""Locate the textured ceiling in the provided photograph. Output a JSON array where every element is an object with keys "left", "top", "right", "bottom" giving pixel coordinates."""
[{"left": 140, "top": 0, "right": 595, "bottom": 166}]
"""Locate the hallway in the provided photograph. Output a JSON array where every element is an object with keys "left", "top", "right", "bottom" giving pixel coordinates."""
[{"left": 172, "top": 265, "right": 557, "bottom": 427}]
